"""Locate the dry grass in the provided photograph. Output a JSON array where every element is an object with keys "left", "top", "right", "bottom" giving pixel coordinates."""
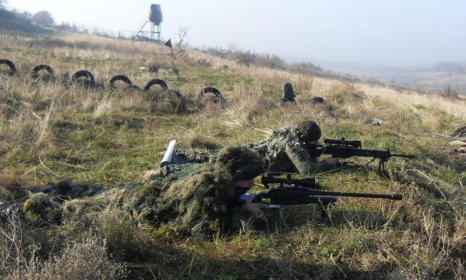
[{"left": 1, "top": 32, "right": 466, "bottom": 279}]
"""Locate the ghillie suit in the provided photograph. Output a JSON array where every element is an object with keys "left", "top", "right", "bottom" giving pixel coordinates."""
[
  {"left": 20, "top": 145, "right": 264, "bottom": 238},
  {"left": 18, "top": 181, "right": 106, "bottom": 226},
  {"left": 161, "top": 124, "right": 332, "bottom": 175},
  {"left": 136, "top": 144, "right": 264, "bottom": 237},
  {"left": 250, "top": 126, "right": 331, "bottom": 174}
]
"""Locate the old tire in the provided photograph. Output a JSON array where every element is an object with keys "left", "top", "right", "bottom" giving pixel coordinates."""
[
  {"left": 109, "top": 74, "right": 132, "bottom": 90},
  {"left": 309, "top": 96, "right": 324, "bottom": 105},
  {"left": 143, "top": 78, "right": 168, "bottom": 91},
  {"left": 0, "top": 59, "right": 17, "bottom": 75},
  {"left": 199, "top": 86, "right": 222, "bottom": 102},
  {"left": 72, "top": 70, "right": 95, "bottom": 86},
  {"left": 32, "top": 64, "right": 55, "bottom": 79}
]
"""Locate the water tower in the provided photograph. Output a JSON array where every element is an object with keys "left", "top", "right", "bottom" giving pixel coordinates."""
[{"left": 133, "top": 4, "right": 163, "bottom": 41}]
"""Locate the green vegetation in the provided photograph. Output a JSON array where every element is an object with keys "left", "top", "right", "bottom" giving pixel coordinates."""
[{"left": 1, "top": 31, "right": 466, "bottom": 279}]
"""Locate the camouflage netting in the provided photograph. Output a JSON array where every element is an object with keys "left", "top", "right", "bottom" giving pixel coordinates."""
[
  {"left": 21, "top": 181, "right": 106, "bottom": 226},
  {"left": 150, "top": 163, "right": 237, "bottom": 236},
  {"left": 17, "top": 145, "right": 263, "bottom": 238}
]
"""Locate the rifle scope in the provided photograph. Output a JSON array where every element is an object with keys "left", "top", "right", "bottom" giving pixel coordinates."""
[
  {"left": 324, "top": 138, "right": 361, "bottom": 148},
  {"left": 261, "top": 173, "right": 320, "bottom": 189}
]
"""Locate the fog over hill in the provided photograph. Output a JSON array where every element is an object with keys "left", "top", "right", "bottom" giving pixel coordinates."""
[{"left": 286, "top": 56, "right": 466, "bottom": 95}]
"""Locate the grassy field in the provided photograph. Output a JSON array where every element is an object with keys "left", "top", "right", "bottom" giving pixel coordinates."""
[{"left": 1, "top": 32, "right": 466, "bottom": 279}]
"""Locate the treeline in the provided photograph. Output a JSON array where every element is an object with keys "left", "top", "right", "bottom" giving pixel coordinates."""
[
  {"left": 0, "top": 7, "right": 53, "bottom": 34},
  {"left": 199, "top": 45, "right": 324, "bottom": 75},
  {"left": 429, "top": 61, "right": 466, "bottom": 74},
  {"left": 0, "top": 5, "right": 87, "bottom": 35}
]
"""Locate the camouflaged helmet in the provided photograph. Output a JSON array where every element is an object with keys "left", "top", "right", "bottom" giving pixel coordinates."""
[
  {"left": 297, "top": 121, "right": 322, "bottom": 142},
  {"left": 214, "top": 145, "right": 265, "bottom": 181}
]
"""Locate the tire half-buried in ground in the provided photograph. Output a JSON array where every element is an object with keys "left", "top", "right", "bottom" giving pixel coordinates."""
[
  {"left": 143, "top": 78, "right": 168, "bottom": 91},
  {"left": 0, "top": 59, "right": 17, "bottom": 75},
  {"left": 109, "top": 74, "right": 133, "bottom": 90},
  {"left": 32, "top": 64, "right": 55, "bottom": 82},
  {"left": 198, "top": 87, "right": 224, "bottom": 110},
  {"left": 72, "top": 70, "right": 96, "bottom": 87},
  {"left": 199, "top": 86, "right": 222, "bottom": 102}
]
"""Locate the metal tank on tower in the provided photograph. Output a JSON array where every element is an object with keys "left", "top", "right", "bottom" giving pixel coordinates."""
[{"left": 133, "top": 4, "right": 163, "bottom": 41}]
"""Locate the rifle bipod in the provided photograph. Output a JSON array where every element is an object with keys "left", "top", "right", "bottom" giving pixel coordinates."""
[{"left": 316, "top": 196, "right": 336, "bottom": 219}]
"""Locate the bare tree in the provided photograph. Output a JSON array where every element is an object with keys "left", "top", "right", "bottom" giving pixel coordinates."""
[{"left": 177, "top": 25, "right": 189, "bottom": 49}]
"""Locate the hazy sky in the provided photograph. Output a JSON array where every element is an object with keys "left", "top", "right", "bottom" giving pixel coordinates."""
[{"left": 5, "top": 0, "right": 466, "bottom": 67}]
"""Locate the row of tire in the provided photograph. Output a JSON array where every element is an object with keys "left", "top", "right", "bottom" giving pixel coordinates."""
[{"left": 0, "top": 59, "right": 223, "bottom": 101}]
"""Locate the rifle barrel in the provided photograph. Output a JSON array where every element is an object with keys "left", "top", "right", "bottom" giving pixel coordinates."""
[{"left": 306, "top": 190, "right": 402, "bottom": 200}]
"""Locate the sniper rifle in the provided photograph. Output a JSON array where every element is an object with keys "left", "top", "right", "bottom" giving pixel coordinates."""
[
  {"left": 240, "top": 172, "right": 402, "bottom": 218},
  {"left": 309, "top": 138, "right": 415, "bottom": 171}
]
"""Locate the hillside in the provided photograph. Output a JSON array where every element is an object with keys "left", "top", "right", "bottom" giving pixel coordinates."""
[
  {"left": 301, "top": 58, "right": 466, "bottom": 96},
  {"left": 1, "top": 32, "right": 466, "bottom": 279}
]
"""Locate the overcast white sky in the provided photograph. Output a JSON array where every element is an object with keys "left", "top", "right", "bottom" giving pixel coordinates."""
[{"left": 5, "top": 0, "right": 466, "bottom": 67}]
